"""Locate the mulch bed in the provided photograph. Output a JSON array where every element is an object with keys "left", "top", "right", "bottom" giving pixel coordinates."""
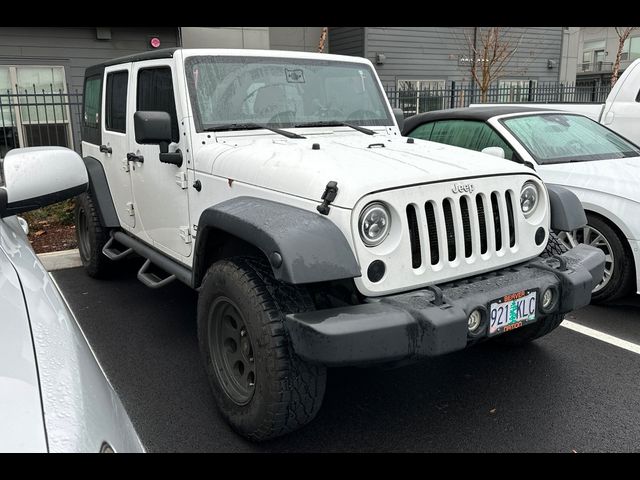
[{"left": 28, "top": 222, "right": 78, "bottom": 254}]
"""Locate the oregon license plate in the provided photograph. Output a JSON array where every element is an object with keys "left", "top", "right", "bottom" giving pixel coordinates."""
[{"left": 488, "top": 290, "right": 537, "bottom": 336}]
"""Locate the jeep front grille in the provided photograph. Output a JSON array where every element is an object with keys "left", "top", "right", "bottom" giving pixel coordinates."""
[{"left": 405, "top": 191, "right": 518, "bottom": 270}]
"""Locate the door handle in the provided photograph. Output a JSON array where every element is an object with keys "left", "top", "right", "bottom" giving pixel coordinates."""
[
  {"left": 99, "top": 144, "right": 112, "bottom": 154},
  {"left": 127, "top": 152, "right": 144, "bottom": 163}
]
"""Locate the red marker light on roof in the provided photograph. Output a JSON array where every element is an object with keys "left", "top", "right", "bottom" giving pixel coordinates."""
[{"left": 150, "top": 37, "right": 161, "bottom": 48}]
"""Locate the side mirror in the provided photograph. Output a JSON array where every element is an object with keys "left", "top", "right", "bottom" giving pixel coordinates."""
[
  {"left": 0, "top": 147, "right": 88, "bottom": 218},
  {"left": 481, "top": 146, "right": 506, "bottom": 159},
  {"left": 393, "top": 107, "right": 405, "bottom": 132},
  {"left": 134, "top": 111, "right": 183, "bottom": 167}
]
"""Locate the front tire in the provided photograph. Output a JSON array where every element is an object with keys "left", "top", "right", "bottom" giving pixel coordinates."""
[
  {"left": 74, "top": 192, "right": 113, "bottom": 278},
  {"left": 197, "top": 256, "right": 326, "bottom": 441}
]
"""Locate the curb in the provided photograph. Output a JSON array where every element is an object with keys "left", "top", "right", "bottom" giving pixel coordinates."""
[{"left": 37, "top": 248, "right": 82, "bottom": 272}]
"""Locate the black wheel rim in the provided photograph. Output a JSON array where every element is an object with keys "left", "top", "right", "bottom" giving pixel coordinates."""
[
  {"left": 208, "top": 297, "right": 256, "bottom": 405},
  {"left": 77, "top": 206, "right": 91, "bottom": 262}
]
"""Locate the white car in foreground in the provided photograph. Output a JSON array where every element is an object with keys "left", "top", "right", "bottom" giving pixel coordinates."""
[
  {"left": 404, "top": 107, "right": 640, "bottom": 303},
  {"left": 0, "top": 147, "right": 144, "bottom": 453}
]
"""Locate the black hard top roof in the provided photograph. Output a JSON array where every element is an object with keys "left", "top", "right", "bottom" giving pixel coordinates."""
[
  {"left": 402, "top": 105, "right": 564, "bottom": 133},
  {"left": 85, "top": 48, "right": 180, "bottom": 77}
]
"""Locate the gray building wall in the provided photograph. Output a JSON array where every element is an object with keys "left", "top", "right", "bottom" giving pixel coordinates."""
[
  {"left": 180, "top": 27, "right": 270, "bottom": 49},
  {"left": 269, "top": 27, "right": 325, "bottom": 52},
  {"left": 329, "top": 27, "right": 564, "bottom": 87},
  {"left": 0, "top": 27, "right": 179, "bottom": 94},
  {"left": 0, "top": 27, "right": 179, "bottom": 153},
  {"left": 327, "top": 28, "right": 365, "bottom": 57}
]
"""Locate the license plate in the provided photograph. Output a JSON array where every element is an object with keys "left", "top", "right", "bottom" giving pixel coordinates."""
[{"left": 488, "top": 290, "right": 537, "bottom": 336}]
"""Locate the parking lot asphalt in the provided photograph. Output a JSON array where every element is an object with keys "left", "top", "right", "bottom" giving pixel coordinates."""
[{"left": 53, "top": 258, "right": 640, "bottom": 453}]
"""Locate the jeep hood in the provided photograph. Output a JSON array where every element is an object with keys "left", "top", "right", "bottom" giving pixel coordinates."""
[
  {"left": 195, "top": 133, "right": 536, "bottom": 209},
  {"left": 538, "top": 156, "right": 640, "bottom": 204}
]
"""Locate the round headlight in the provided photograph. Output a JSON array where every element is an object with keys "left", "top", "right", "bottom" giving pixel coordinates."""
[
  {"left": 359, "top": 202, "right": 391, "bottom": 247},
  {"left": 520, "top": 181, "right": 539, "bottom": 217}
]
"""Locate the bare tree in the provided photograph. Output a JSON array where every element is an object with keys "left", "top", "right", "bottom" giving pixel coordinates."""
[
  {"left": 611, "top": 27, "right": 638, "bottom": 86},
  {"left": 463, "top": 27, "right": 525, "bottom": 102},
  {"left": 317, "top": 27, "right": 328, "bottom": 53}
]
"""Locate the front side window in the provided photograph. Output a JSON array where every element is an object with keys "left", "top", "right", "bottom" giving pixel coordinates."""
[
  {"left": 105, "top": 71, "right": 128, "bottom": 133},
  {"left": 501, "top": 113, "right": 640, "bottom": 164},
  {"left": 136, "top": 67, "right": 179, "bottom": 142},
  {"left": 184, "top": 56, "right": 393, "bottom": 131}
]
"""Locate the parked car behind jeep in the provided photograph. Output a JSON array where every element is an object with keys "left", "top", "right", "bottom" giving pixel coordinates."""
[{"left": 74, "top": 48, "right": 605, "bottom": 441}]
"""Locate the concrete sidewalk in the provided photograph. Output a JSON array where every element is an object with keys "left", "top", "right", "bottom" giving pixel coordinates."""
[{"left": 37, "top": 248, "right": 82, "bottom": 271}]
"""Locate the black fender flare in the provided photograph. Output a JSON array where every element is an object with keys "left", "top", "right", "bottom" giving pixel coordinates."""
[
  {"left": 193, "top": 197, "right": 361, "bottom": 287},
  {"left": 546, "top": 184, "right": 587, "bottom": 232},
  {"left": 83, "top": 156, "right": 120, "bottom": 228}
]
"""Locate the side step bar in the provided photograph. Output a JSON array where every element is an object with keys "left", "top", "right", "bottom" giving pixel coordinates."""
[
  {"left": 102, "top": 235, "right": 134, "bottom": 261},
  {"left": 106, "top": 231, "right": 193, "bottom": 288}
]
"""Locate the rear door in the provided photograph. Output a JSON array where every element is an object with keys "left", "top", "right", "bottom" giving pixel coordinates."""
[{"left": 100, "top": 64, "right": 135, "bottom": 229}]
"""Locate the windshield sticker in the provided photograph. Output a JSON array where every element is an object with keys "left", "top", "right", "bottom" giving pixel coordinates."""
[{"left": 285, "top": 68, "right": 305, "bottom": 83}]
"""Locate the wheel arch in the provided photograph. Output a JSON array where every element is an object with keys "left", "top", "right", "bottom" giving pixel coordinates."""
[{"left": 192, "top": 197, "right": 361, "bottom": 289}]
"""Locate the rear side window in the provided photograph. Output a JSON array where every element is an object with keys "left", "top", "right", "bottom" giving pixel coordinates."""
[
  {"left": 136, "top": 67, "right": 179, "bottom": 142},
  {"left": 82, "top": 74, "right": 102, "bottom": 145},
  {"left": 105, "top": 71, "right": 128, "bottom": 133}
]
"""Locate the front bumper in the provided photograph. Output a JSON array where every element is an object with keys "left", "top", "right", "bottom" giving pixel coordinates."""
[{"left": 285, "top": 244, "right": 605, "bottom": 366}]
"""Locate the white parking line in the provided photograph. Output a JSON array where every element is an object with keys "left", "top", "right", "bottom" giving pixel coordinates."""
[{"left": 561, "top": 320, "right": 640, "bottom": 355}]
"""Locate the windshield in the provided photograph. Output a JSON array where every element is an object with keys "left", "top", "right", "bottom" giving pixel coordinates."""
[
  {"left": 184, "top": 55, "right": 393, "bottom": 131},
  {"left": 501, "top": 113, "right": 640, "bottom": 164}
]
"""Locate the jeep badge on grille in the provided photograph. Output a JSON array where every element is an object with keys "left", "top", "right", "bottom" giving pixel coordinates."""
[{"left": 452, "top": 183, "right": 475, "bottom": 194}]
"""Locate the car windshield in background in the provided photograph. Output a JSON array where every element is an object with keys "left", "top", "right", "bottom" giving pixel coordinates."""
[
  {"left": 184, "top": 56, "right": 393, "bottom": 131},
  {"left": 501, "top": 113, "right": 640, "bottom": 164}
]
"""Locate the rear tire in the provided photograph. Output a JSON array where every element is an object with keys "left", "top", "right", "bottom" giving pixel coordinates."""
[
  {"left": 197, "top": 256, "right": 326, "bottom": 441},
  {"left": 74, "top": 192, "right": 113, "bottom": 278}
]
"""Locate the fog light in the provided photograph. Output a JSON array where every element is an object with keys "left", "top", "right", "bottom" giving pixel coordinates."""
[
  {"left": 535, "top": 227, "right": 546, "bottom": 246},
  {"left": 541, "top": 287, "right": 557, "bottom": 312},
  {"left": 468, "top": 309, "right": 482, "bottom": 333},
  {"left": 367, "top": 260, "right": 386, "bottom": 283}
]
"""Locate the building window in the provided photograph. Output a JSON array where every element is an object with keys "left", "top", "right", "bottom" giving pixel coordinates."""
[
  {"left": 396, "top": 79, "right": 446, "bottom": 114},
  {"left": 0, "top": 65, "right": 72, "bottom": 158},
  {"left": 622, "top": 37, "right": 640, "bottom": 62},
  {"left": 498, "top": 79, "right": 538, "bottom": 102},
  {"left": 105, "top": 71, "right": 128, "bottom": 133}
]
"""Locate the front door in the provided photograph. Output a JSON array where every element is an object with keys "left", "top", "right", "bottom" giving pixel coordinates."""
[
  {"left": 101, "top": 64, "right": 135, "bottom": 229},
  {"left": 129, "top": 60, "right": 191, "bottom": 260}
]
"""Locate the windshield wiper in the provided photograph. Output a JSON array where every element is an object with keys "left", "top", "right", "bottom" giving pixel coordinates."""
[
  {"left": 293, "top": 121, "right": 376, "bottom": 135},
  {"left": 204, "top": 123, "right": 306, "bottom": 139}
]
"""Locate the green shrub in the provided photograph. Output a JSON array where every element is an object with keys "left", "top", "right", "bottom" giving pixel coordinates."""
[{"left": 23, "top": 198, "right": 76, "bottom": 227}]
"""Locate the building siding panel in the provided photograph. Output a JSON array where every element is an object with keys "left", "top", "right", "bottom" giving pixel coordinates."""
[
  {"left": 363, "top": 27, "right": 563, "bottom": 86},
  {"left": 328, "top": 27, "right": 364, "bottom": 57}
]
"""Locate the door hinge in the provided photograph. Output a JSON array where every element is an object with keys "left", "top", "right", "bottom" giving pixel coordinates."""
[
  {"left": 126, "top": 202, "right": 135, "bottom": 216},
  {"left": 176, "top": 171, "right": 188, "bottom": 189},
  {"left": 179, "top": 226, "right": 192, "bottom": 244},
  {"left": 122, "top": 158, "right": 130, "bottom": 173}
]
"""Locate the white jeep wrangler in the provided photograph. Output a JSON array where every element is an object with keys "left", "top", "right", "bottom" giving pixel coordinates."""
[{"left": 75, "top": 48, "right": 605, "bottom": 441}]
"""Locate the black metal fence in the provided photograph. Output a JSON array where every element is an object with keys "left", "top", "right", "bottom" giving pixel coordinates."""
[
  {"left": 0, "top": 80, "right": 614, "bottom": 158},
  {"left": 385, "top": 81, "right": 613, "bottom": 117},
  {"left": 0, "top": 85, "right": 83, "bottom": 159}
]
